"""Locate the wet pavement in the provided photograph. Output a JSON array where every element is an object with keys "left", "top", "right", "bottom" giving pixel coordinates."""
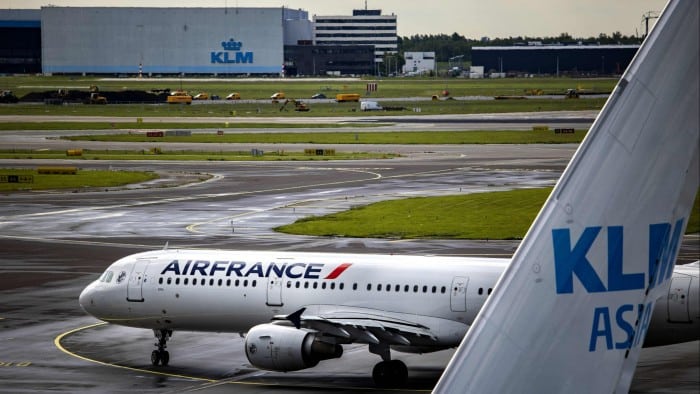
[{"left": 0, "top": 144, "right": 697, "bottom": 393}]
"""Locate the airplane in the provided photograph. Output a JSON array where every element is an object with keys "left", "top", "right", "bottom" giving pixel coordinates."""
[
  {"left": 79, "top": 0, "right": 699, "bottom": 389},
  {"left": 78, "top": 251, "right": 698, "bottom": 388},
  {"left": 433, "top": 0, "right": 699, "bottom": 392}
]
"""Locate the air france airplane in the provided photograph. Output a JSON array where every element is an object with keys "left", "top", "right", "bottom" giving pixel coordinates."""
[{"left": 79, "top": 0, "right": 699, "bottom": 389}]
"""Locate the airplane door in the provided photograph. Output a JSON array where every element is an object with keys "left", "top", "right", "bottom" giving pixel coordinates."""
[
  {"left": 266, "top": 273, "right": 283, "bottom": 307},
  {"left": 126, "top": 259, "right": 151, "bottom": 302},
  {"left": 450, "top": 276, "right": 469, "bottom": 312},
  {"left": 667, "top": 276, "right": 691, "bottom": 322}
]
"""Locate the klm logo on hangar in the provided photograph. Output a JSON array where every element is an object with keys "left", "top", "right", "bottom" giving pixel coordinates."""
[{"left": 211, "top": 38, "right": 254, "bottom": 64}]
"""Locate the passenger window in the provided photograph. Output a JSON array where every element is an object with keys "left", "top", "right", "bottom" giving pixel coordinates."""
[
  {"left": 295, "top": 281, "right": 300, "bottom": 288},
  {"left": 422, "top": 285, "right": 428, "bottom": 293},
  {"left": 432, "top": 286, "right": 437, "bottom": 293},
  {"left": 377, "top": 284, "right": 382, "bottom": 291},
  {"left": 441, "top": 286, "right": 446, "bottom": 294},
  {"left": 313, "top": 282, "right": 318, "bottom": 289},
  {"left": 413, "top": 285, "right": 418, "bottom": 293},
  {"left": 478, "top": 288, "right": 483, "bottom": 295},
  {"left": 386, "top": 284, "right": 391, "bottom": 292},
  {"left": 404, "top": 285, "right": 409, "bottom": 292},
  {"left": 353, "top": 283, "right": 358, "bottom": 290},
  {"left": 287, "top": 281, "right": 292, "bottom": 288},
  {"left": 218, "top": 279, "right": 222, "bottom": 286},
  {"left": 252, "top": 280, "right": 257, "bottom": 287},
  {"left": 193, "top": 278, "right": 197, "bottom": 285},
  {"left": 488, "top": 288, "right": 493, "bottom": 295},
  {"left": 184, "top": 278, "right": 189, "bottom": 285},
  {"left": 243, "top": 280, "right": 248, "bottom": 287},
  {"left": 167, "top": 278, "right": 172, "bottom": 285},
  {"left": 395, "top": 284, "right": 400, "bottom": 292},
  {"left": 175, "top": 278, "right": 180, "bottom": 285},
  {"left": 226, "top": 279, "right": 231, "bottom": 286},
  {"left": 235, "top": 279, "right": 240, "bottom": 286},
  {"left": 321, "top": 282, "right": 327, "bottom": 289},
  {"left": 367, "top": 283, "right": 372, "bottom": 291},
  {"left": 330, "top": 282, "right": 335, "bottom": 290},
  {"left": 159, "top": 278, "right": 163, "bottom": 285},
  {"left": 339, "top": 283, "right": 344, "bottom": 290},
  {"left": 209, "top": 279, "right": 214, "bottom": 286},
  {"left": 304, "top": 282, "right": 309, "bottom": 289}
]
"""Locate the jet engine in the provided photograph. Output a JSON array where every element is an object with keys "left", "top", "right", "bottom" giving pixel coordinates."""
[{"left": 244, "top": 324, "right": 343, "bottom": 371}]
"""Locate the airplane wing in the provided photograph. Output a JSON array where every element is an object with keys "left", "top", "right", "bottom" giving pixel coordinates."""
[
  {"left": 273, "top": 306, "right": 442, "bottom": 348},
  {"left": 434, "top": 0, "right": 699, "bottom": 393}
]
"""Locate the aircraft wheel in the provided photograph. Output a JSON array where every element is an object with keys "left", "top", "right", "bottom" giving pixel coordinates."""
[
  {"left": 160, "top": 350, "right": 170, "bottom": 366},
  {"left": 151, "top": 350, "right": 160, "bottom": 366},
  {"left": 372, "top": 360, "right": 407, "bottom": 388}
]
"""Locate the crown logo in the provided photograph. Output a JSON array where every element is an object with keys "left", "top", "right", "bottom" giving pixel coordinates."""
[{"left": 222, "top": 38, "right": 243, "bottom": 51}]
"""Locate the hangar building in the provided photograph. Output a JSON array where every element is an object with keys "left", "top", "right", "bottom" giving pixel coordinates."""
[
  {"left": 39, "top": 7, "right": 311, "bottom": 75},
  {"left": 471, "top": 45, "right": 640, "bottom": 76}
]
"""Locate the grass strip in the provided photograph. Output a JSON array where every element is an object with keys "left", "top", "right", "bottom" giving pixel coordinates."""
[
  {"left": 0, "top": 122, "right": 377, "bottom": 131},
  {"left": 0, "top": 98, "right": 607, "bottom": 118},
  {"left": 62, "top": 129, "right": 587, "bottom": 144},
  {"left": 0, "top": 168, "right": 158, "bottom": 192},
  {"left": 0, "top": 149, "right": 398, "bottom": 161},
  {"left": 276, "top": 188, "right": 700, "bottom": 239}
]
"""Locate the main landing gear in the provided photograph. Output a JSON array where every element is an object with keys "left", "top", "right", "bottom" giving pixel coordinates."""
[
  {"left": 151, "top": 329, "right": 172, "bottom": 366},
  {"left": 369, "top": 344, "right": 408, "bottom": 388}
]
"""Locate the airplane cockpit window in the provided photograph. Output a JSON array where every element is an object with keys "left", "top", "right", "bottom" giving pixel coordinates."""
[{"left": 101, "top": 271, "right": 114, "bottom": 283}]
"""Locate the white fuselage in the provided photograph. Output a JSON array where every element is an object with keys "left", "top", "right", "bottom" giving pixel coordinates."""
[
  {"left": 79, "top": 250, "right": 699, "bottom": 351},
  {"left": 80, "top": 249, "right": 507, "bottom": 348}
]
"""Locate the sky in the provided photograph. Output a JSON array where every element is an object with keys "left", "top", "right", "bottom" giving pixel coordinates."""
[{"left": 2, "top": 0, "right": 667, "bottom": 39}]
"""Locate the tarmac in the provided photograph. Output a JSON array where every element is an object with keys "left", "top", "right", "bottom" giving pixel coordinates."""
[{"left": 0, "top": 121, "right": 697, "bottom": 393}]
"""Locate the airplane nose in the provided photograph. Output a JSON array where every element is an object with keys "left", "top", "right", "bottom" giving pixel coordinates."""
[{"left": 79, "top": 283, "right": 95, "bottom": 314}]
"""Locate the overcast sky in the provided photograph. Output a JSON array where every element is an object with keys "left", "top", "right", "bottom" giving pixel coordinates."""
[{"left": 3, "top": 0, "right": 667, "bottom": 39}]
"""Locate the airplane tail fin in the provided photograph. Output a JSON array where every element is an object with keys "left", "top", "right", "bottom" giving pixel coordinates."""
[{"left": 434, "top": 1, "right": 699, "bottom": 392}]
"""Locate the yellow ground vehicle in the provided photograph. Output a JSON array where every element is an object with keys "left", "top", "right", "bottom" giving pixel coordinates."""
[
  {"left": 193, "top": 93, "right": 209, "bottom": 100},
  {"left": 271, "top": 92, "right": 285, "bottom": 102},
  {"left": 226, "top": 92, "right": 241, "bottom": 100},
  {"left": 336, "top": 93, "right": 360, "bottom": 102},
  {"left": 88, "top": 92, "right": 107, "bottom": 104},
  {"left": 167, "top": 91, "right": 192, "bottom": 104}
]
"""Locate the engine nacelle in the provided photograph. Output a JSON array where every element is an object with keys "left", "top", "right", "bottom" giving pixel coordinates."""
[{"left": 244, "top": 324, "right": 343, "bottom": 371}]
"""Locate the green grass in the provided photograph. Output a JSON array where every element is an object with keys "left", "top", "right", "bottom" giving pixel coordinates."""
[
  {"left": 0, "top": 122, "right": 378, "bottom": 131},
  {"left": 1, "top": 75, "right": 617, "bottom": 100},
  {"left": 0, "top": 98, "right": 607, "bottom": 119},
  {"left": 0, "top": 149, "right": 398, "bottom": 161},
  {"left": 62, "top": 129, "right": 587, "bottom": 144},
  {"left": 0, "top": 168, "right": 158, "bottom": 192},
  {"left": 276, "top": 188, "right": 700, "bottom": 239}
]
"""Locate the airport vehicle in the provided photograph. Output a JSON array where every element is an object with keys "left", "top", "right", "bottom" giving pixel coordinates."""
[
  {"left": 166, "top": 90, "right": 192, "bottom": 104},
  {"left": 86, "top": 92, "right": 107, "bottom": 104},
  {"left": 225, "top": 92, "right": 241, "bottom": 100},
  {"left": 192, "top": 93, "right": 209, "bottom": 100},
  {"left": 79, "top": 1, "right": 699, "bottom": 388},
  {"left": 270, "top": 92, "right": 285, "bottom": 103},
  {"left": 435, "top": 0, "right": 699, "bottom": 392},
  {"left": 279, "top": 99, "right": 310, "bottom": 112},
  {"left": 360, "top": 101, "right": 382, "bottom": 111},
  {"left": 311, "top": 93, "right": 326, "bottom": 99},
  {"left": 336, "top": 93, "right": 360, "bottom": 102}
]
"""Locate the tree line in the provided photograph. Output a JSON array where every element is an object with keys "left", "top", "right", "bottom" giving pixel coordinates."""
[{"left": 398, "top": 32, "right": 643, "bottom": 62}]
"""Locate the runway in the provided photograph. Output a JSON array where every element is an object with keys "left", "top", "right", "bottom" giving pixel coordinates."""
[{"left": 0, "top": 129, "right": 698, "bottom": 392}]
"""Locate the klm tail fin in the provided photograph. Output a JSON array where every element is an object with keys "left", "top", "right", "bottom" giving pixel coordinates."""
[{"left": 434, "top": 1, "right": 699, "bottom": 393}]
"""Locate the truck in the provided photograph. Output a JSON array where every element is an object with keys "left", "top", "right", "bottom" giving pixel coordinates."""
[
  {"left": 167, "top": 91, "right": 192, "bottom": 104},
  {"left": 360, "top": 101, "right": 382, "bottom": 111},
  {"left": 336, "top": 93, "right": 360, "bottom": 102}
]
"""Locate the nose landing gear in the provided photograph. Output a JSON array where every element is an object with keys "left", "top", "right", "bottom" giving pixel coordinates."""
[{"left": 151, "top": 329, "right": 172, "bottom": 366}]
